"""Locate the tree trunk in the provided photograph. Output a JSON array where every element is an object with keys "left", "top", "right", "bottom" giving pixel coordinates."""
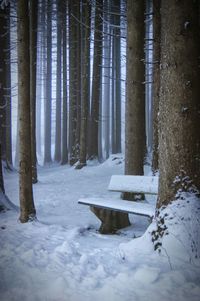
[
  {"left": 98, "top": 68, "right": 103, "bottom": 162},
  {"left": 54, "top": 0, "right": 62, "bottom": 163},
  {"left": 111, "top": 33, "right": 116, "bottom": 153},
  {"left": 30, "top": 0, "right": 38, "bottom": 183},
  {"left": 5, "top": 4, "right": 13, "bottom": 169},
  {"left": 17, "top": 0, "right": 36, "bottom": 222},
  {"left": 75, "top": 1, "right": 82, "bottom": 162},
  {"left": 61, "top": 0, "right": 68, "bottom": 165},
  {"left": 124, "top": 0, "right": 145, "bottom": 201},
  {"left": 115, "top": 10, "right": 122, "bottom": 154},
  {"left": 157, "top": 0, "right": 200, "bottom": 208},
  {"left": 103, "top": 0, "right": 111, "bottom": 159},
  {"left": 68, "top": 0, "right": 78, "bottom": 165},
  {"left": 145, "top": 0, "right": 153, "bottom": 154},
  {"left": 0, "top": 5, "right": 9, "bottom": 164},
  {"left": 111, "top": 0, "right": 121, "bottom": 154},
  {"left": 44, "top": 0, "right": 52, "bottom": 164},
  {"left": 89, "top": 0, "right": 103, "bottom": 160},
  {"left": 36, "top": 0, "right": 45, "bottom": 157},
  {"left": 78, "top": 0, "right": 91, "bottom": 169},
  {"left": 0, "top": 4, "right": 12, "bottom": 170},
  {"left": 151, "top": 0, "right": 160, "bottom": 174}
]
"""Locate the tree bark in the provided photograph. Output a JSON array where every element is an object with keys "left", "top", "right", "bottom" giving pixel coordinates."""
[
  {"left": 89, "top": 0, "right": 103, "bottom": 160},
  {"left": 111, "top": 0, "right": 121, "bottom": 154},
  {"left": 17, "top": 0, "right": 36, "bottom": 222},
  {"left": 0, "top": 5, "right": 12, "bottom": 168},
  {"left": 78, "top": 0, "right": 91, "bottom": 168},
  {"left": 61, "top": 0, "right": 68, "bottom": 165},
  {"left": 68, "top": 0, "right": 78, "bottom": 165},
  {"left": 54, "top": 0, "right": 62, "bottom": 163},
  {"left": 157, "top": 0, "right": 200, "bottom": 208},
  {"left": 5, "top": 4, "right": 12, "bottom": 169},
  {"left": 36, "top": 0, "right": 45, "bottom": 157},
  {"left": 145, "top": 0, "right": 153, "bottom": 154},
  {"left": 75, "top": 1, "right": 82, "bottom": 162},
  {"left": 30, "top": 0, "right": 38, "bottom": 183},
  {"left": 151, "top": 0, "right": 160, "bottom": 174},
  {"left": 124, "top": 0, "right": 145, "bottom": 201},
  {"left": 103, "top": 0, "right": 111, "bottom": 159},
  {"left": 44, "top": 0, "right": 52, "bottom": 164}
]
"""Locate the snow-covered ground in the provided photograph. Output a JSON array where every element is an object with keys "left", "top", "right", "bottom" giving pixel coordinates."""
[{"left": 0, "top": 155, "right": 200, "bottom": 301}]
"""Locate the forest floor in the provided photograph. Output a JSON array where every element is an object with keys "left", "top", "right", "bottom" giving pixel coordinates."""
[{"left": 0, "top": 155, "right": 200, "bottom": 301}]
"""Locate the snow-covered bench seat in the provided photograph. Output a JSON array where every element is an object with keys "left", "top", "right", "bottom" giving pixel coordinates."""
[
  {"left": 78, "top": 197, "right": 155, "bottom": 218},
  {"left": 78, "top": 175, "right": 158, "bottom": 219}
]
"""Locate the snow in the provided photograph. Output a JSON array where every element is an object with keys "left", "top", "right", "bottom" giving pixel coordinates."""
[
  {"left": 0, "top": 155, "right": 200, "bottom": 301},
  {"left": 108, "top": 175, "right": 158, "bottom": 194},
  {"left": 0, "top": 190, "right": 19, "bottom": 211}
]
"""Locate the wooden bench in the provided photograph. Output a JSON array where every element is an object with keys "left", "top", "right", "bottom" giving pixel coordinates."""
[{"left": 78, "top": 175, "right": 158, "bottom": 219}]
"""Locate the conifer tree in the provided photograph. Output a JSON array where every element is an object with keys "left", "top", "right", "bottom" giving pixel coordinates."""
[
  {"left": 158, "top": 0, "right": 200, "bottom": 207},
  {"left": 124, "top": 0, "right": 145, "bottom": 201},
  {"left": 17, "top": 0, "right": 36, "bottom": 222}
]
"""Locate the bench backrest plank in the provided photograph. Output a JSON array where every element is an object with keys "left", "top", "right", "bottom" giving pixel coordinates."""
[{"left": 108, "top": 175, "right": 158, "bottom": 195}]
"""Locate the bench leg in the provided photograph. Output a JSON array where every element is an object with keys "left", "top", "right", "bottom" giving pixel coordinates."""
[{"left": 90, "top": 206, "right": 131, "bottom": 234}]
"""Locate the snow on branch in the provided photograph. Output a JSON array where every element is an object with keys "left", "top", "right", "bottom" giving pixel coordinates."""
[{"left": 0, "top": 0, "right": 9, "bottom": 9}]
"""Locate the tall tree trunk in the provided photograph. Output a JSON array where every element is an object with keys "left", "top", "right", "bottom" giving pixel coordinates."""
[
  {"left": 44, "top": 0, "right": 52, "bottom": 164},
  {"left": 98, "top": 67, "right": 103, "bottom": 162},
  {"left": 61, "top": 0, "right": 68, "bottom": 165},
  {"left": 89, "top": 0, "right": 103, "bottom": 160},
  {"left": 0, "top": 5, "right": 8, "bottom": 163},
  {"left": 103, "top": 0, "right": 111, "bottom": 159},
  {"left": 115, "top": 7, "right": 122, "bottom": 154},
  {"left": 124, "top": 0, "right": 145, "bottom": 202},
  {"left": 12, "top": 5, "right": 19, "bottom": 168},
  {"left": 145, "top": 0, "right": 153, "bottom": 154},
  {"left": 54, "top": 0, "right": 62, "bottom": 162},
  {"left": 17, "top": 0, "right": 36, "bottom": 222},
  {"left": 78, "top": 0, "right": 91, "bottom": 168},
  {"left": 125, "top": 0, "right": 145, "bottom": 176},
  {"left": 151, "top": 0, "right": 160, "bottom": 174},
  {"left": 36, "top": 45, "right": 42, "bottom": 157},
  {"left": 5, "top": 4, "right": 12, "bottom": 169},
  {"left": 36, "top": 0, "right": 45, "bottom": 157},
  {"left": 75, "top": 1, "right": 82, "bottom": 162},
  {"left": 111, "top": 31, "right": 116, "bottom": 153},
  {"left": 157, "top": 0, "right": 200, "bottom": 208},
  {"left": 68, "top": 0, "right": 78, "bottom": 165},
  {"left": 30, "top": 0, "right": 38, "bottom": 183},
  {"left": 111, "top": 0, "right": 121, "bottom": 154},
  {"left": 0, "top": 4, "right": 12, "bottom": 169}
]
